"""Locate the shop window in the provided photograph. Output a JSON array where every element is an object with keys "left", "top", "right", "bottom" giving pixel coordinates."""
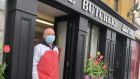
[
  {"left": 85, "top": 24, "right": 100, "bottom": 64},
  {"left": 0, "top": 0, "right": 6, "bottom": 64}
]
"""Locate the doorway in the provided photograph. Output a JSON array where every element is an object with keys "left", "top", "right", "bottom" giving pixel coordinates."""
[{"left": 35, "top": 2, "right": 73, "bottom": 79}]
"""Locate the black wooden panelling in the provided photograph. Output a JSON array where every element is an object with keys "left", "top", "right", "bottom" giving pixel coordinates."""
[
  {"left": 75, "top": 31, "right": 86, "bottom": 79},
  {"left": 114, "top": 36, "right": 126, "bottom": 79},
  {"left": 98, "top": 27, "right": 106, "bottom": 56},
  {"left": 75, "top": 16, "right": 88, "bottom": 79},
  {"left": 104, "top": 29, "right": 116, "bottom": 79},
  {"left": 5, "top": 10, "right": 36, "bottom": 79},
  {"left": 79, "top": 17, "right": 88, "bottom": 32},
  {"left": 105, "top": 39, "right": 116, "bottom": 79},
  {"left": 17, "top": 17, "right": 31, "bottom": 79},
  {"left": 5, "top": 10, "right": 16, "bottom": 79},
  {"left": 5, "top": 0, "right": 37, "bottom": 78},
  {"left": 7, "top": 0, "right": 37, "bottom": 14},
  {"left": 124, "top": 39, "right": 131, "bottom": 79},
  {"left": 16, "top": 11, "right": 35, "bottom": 79},
  {"left": 113, "top": 34, "right": 132, "bottom": 79},
  {"left": 63, "top": 17, "right": 77, "bottom": 79},
  {"left": 55, "top": 15, "right": 81, "bottom": 79}
]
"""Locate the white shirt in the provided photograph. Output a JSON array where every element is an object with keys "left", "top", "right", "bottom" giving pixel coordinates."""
[{"left": 32, "top": 44, "right": 58, "bottom": 79}]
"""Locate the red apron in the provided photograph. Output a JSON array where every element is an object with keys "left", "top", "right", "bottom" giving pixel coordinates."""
[{"left": 37, "top": 50, "right": 59, "bottom": 79}]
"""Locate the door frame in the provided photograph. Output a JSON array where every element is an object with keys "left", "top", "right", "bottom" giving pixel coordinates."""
[
  {"left": 37, "top": 1, "right": 81, "bottom": 79},
  {"left": 55, "top": 15, "right": 79, "bottom": 79}
]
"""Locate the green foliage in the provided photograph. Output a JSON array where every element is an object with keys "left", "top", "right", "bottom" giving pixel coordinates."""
[
  {"left": 84, "top": 59, "right": 94, "bottom": 77},
  {"left": 0, "top": 63, "right": 6, "bottom": 79},
  {"left": 84, "top": 55, "right": 108, "bottom": 77}
]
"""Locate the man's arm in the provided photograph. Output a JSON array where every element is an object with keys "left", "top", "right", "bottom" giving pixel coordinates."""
[{"left": 32, "top": 46, "right": 40, "bottom": 79}]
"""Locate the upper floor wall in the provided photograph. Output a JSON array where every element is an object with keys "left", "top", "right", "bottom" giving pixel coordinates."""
[{"left": 101, "top": 0, "right": 134, "bottom": 24}]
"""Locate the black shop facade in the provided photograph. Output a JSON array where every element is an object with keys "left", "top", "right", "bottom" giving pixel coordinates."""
[{"left": 4, "top": 0, "right": 137, "bottom": 79}]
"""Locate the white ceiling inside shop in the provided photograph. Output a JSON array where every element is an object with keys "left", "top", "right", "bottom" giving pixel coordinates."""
[
  {"left": 37, "top": 2, "right": 67, "bottom": 22},
  {"left": 36, "top": 1, "right": 68, "bottom": 38}
]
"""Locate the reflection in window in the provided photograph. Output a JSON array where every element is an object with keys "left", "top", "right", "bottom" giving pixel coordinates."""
[
  {"left": 85, "top": 24, "right": 100, "bottom": 65},
  {"left": 0, "top": 0, "right": 6, "bottom": 64}
]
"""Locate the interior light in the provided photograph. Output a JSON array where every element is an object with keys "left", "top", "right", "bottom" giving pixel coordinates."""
[{"left": 36, "top": 19, "right": 54, "bottom": 26}]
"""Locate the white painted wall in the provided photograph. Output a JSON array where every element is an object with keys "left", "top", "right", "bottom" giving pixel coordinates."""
[{"left": 0, "top": 0, "right": 6, "bottom": 64}]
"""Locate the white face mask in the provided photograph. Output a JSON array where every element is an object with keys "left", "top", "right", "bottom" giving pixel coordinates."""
[{"left": 44, "top": 35, "right": 55, "bottom": 44}]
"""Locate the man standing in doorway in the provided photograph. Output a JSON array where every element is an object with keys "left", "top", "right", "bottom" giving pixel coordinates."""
[{"left": 32, "top": 28, "right": 59, "bottom": 79}]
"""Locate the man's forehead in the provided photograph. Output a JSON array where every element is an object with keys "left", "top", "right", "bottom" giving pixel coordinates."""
[{"left": 44, "top": 28, "right": 54, "bottom": 33}]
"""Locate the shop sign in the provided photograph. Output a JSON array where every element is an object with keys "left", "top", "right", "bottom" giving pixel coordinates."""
[
  {"left": 122, "top": 24, "right": 134, "bottom": 36},
  {"left": 82, "top": 0, "right": 118, "bottom": 27},
  {"left": 63, "top": 0, "right": 135, "bottom": 37},
  {"left": 81, "top": 0, "right": 134, "bottom": 37}
]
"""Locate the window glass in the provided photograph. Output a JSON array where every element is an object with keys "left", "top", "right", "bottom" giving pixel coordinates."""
[
  {"left": 85, "top": 24, "right": 100, "bottom": 64},
  {"left": 0, "top": 0, "right": 6, "bottom": 63},
  {"left": 90, "top": 25, "right": 99, "bottom": 58}
]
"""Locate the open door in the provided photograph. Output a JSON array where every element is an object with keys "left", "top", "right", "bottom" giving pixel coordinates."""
[{"left": 55, "top": 15, "right": 77, "bottom": 79}]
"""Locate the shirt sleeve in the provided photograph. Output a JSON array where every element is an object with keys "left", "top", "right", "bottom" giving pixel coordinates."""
[
  {"left": 32, "top": 45, "right": 41, "bottom": 79},
  {"left": 55, "top": 47, "right": 59, "bottom": 54}
]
